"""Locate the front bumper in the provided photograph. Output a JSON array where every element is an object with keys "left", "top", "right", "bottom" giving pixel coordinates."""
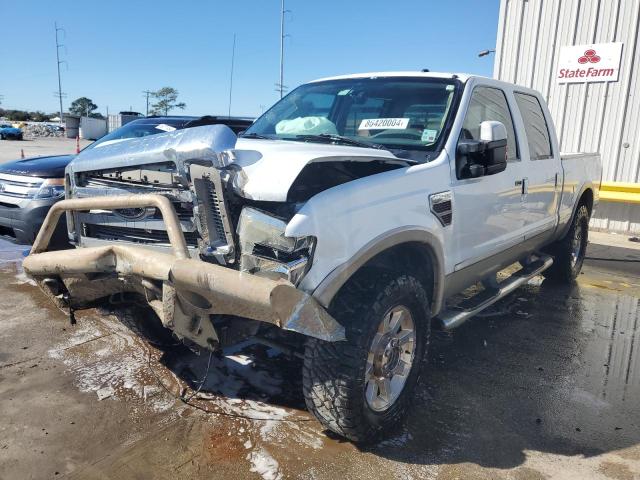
[
  {"left": 23, "top": 194, "right": 345, "bottom": 348},
  {"left": 0, "top": 196, "right": 64, "bottom": 244}
]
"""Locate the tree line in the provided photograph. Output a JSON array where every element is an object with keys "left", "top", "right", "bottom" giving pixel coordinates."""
[{"left": 0, "top": 87, "right": 185, "bottom": 122}]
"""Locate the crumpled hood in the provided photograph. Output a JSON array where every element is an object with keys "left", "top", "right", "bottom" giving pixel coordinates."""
[
  {"left": 66, "top": 124, "right": 406, "bottom": 202},
  {"left": 67, "top": 124, "right": 238, "bottom": 175},
  {"left": 231, "top": 138, "right": 405, "bottom": 201}
]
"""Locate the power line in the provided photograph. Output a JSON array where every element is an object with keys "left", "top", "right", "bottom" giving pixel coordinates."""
[
  {"left": 228, "top": 34, "right": 236, "bottom": 117},
  {"left": 277, "top": 0, "right": 291, "bottom": 99},
  {"left": 142, "top": 90, "right": 153, "bottom": 116},
  {"left": 54, "top": 22, "right": 66, "bottom": 125}
]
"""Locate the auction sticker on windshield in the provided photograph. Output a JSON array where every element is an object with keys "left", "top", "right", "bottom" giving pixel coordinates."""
[
  {"left": 359, "top": 118, "right": 410, "bottom": 130},
  {"left": 155, "top": 124, "right": 177, "bottom": 132}
]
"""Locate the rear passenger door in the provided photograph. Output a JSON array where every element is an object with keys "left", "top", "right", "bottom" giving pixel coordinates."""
[{"left": 513, "top": 92, "right": 561, "bottom": 240}]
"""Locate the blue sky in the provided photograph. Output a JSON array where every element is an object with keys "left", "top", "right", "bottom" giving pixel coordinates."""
[{"left": 0, "top": 1, "right": 500, "bottom": 118}]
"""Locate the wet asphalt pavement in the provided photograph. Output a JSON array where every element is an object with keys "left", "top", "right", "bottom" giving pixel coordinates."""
[{"left": 0, "top": 235, "right": 639, "bottom": 479}]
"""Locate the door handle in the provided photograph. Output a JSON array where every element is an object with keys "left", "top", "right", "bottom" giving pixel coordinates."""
[{"left": 515, "top": 179, "right": 527, "bottom": 195}]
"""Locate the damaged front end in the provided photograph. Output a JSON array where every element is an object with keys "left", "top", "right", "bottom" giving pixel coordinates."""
[
  {"left": 24, "top": 125, "right": 345, "bottom": 350},
  {"left": 23, "top": 194, "right": 344, "bottom": 349}
]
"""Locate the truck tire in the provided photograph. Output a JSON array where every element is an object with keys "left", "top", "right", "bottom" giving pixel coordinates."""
[
  {"left": 302, "top": 273, "right": 431, "bottom": 442},
  {"left": 543, "top": 204, "right": 590, "bottom": 282}
]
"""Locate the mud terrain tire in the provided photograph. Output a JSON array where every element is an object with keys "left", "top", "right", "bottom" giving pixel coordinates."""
[
  {"left": 543, "top": 204, "right": 590, "bottom": 282},
  {"left": 302, "top": 273, "right": 431, "bottom": 443}
]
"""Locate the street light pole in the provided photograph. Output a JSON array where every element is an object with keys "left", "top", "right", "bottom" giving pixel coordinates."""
[{"left": 478, "top": 49, "right": 496, "bottom": 57}]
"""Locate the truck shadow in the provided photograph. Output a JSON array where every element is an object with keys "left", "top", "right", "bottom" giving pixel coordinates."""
[
  {"left": 108, "top": 271, "right": 640, "bottom": 470},
  {"left": 111, "top": 305, "right": 309, "bottom": 414},
  {"left": 359, "top": 278, "right": 640, "bottom": 469}
]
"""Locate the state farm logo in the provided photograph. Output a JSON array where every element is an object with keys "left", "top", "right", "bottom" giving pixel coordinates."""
[
  {"left": 559, "top": 47, "right": 616, "bottom": 81},
  {"left": 557, "top": 42, "right": 622, "bottom": 84},
  {"left": 578, "top": 49, "right": 601, "bottom": 64}
]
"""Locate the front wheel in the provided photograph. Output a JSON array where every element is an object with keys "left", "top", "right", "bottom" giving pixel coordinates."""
[
  {"left": 543, "top": 204, "right": 590, "bottom": 282},
  {"left": 302, "top": 274, "right": 431, "bottom": 442}
]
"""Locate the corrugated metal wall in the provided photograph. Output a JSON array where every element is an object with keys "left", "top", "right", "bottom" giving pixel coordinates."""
[{"left": 494, "top": 0, "right": 640, "bottom": 233}]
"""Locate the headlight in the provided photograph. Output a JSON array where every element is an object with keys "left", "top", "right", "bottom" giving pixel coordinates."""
[
  {"left": 237, "top": 207, "right": 315, "bottom": 285},
  {"left": 31, "top": 178, "right": 65, "bottom": 199}
]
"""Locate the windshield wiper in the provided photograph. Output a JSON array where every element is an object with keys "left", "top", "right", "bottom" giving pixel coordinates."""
[
  {"left": 294, "top": 134, "right": 389, "bottom": 151},
  {"left": 239, "top": 132, "right": 271, "bottom": 139}
]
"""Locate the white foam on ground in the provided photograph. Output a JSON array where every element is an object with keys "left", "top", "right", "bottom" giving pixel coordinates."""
[
  {"left": 47, "top": 315, "right": 177, "bottom": 413},
  {"left": 247, "top": 447, "right": 283, "bottom": 480}
]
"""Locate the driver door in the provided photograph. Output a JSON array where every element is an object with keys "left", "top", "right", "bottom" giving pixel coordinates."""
[{"left": 450, "top": 85, "right": 527, "bottom": 270}]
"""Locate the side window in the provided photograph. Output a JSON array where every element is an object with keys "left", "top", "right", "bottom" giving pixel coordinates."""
[
  {"left": 514, "top": 93, "right": 553, "bottom": 160},
  {"left": 461, "top": 86, "right": 518, "bottom": 161}
]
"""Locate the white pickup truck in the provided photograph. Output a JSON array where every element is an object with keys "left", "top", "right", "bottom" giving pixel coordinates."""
[{"left": 24, "top": 72, "right": 601, "bottom": 442}]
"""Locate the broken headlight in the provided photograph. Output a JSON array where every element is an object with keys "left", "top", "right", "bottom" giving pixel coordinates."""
[{"left": 237, "top": 207, "right": 315, "bottom": 285}]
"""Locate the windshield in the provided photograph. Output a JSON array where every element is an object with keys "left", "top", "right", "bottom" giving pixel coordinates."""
[
  {"left": 245, "top": 77, "right": 459, "bottom": 160},
  {"left": 89, "top": 119, "right": 187, "bottom": 149}
]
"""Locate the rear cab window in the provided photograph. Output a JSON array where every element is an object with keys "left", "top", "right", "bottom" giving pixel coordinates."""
[{"left": 514, "top": 93, "right": 553, "bottom": 160}]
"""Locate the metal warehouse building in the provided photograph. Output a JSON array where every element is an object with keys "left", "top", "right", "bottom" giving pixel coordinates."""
[{"left": 493, "top": 0, "right": 640, "bottom": 233}]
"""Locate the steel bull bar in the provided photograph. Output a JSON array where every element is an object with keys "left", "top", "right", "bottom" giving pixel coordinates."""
[{"left": 23, "top": 194, "right": 345, "bottom": 347}]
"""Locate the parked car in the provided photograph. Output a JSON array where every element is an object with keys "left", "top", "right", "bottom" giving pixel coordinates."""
[
  {"left": 0, "top": 123, "right": 23, "bottom": 140},
  {"left": 24, "top": 72, "right": 601, "bottom": 442},
  {"left": 0, "top": 155, "right": 70, "bottom": 245},
  {"left": 0, "top": 116, "right": 252, "bottom": 245},
  {"left": 47, "top": 124, "right": 65, "bottom": 134}
]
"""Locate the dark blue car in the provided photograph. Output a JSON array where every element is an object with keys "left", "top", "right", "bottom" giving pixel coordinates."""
[{"left": 0, "top": 116, "right": 252, "bottom": 245}]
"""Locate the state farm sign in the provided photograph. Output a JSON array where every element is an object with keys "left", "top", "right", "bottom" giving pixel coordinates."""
[{"left": 557, "top": 42, "right": 623, "bottom": 83}]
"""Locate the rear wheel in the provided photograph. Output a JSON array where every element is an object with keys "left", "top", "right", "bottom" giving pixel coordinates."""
[
  {"left": 543, "top": 204, "right": 590, "bottom": 282},
  {"left": 302, "top": 273, "right": 430, "bottom": 443}
]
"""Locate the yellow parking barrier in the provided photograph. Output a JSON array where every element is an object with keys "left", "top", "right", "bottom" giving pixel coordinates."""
[{"left": 599, "top": 182, "right": 640, "bottom": 204}]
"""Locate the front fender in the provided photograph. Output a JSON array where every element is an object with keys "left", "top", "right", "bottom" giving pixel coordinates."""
[{"left": 284, "top": 158, "right": 449, "bottom": 314}]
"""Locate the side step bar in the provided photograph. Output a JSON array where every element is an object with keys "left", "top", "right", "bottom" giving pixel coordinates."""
[{"left": 438, "top": 254, "right": 554, "bottom": 330}]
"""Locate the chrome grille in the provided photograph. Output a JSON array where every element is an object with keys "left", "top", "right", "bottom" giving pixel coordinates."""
[
  {"left": 77, "top": 162, "right": 201, "bottom": 249},
  {"left": 207, "top": 180, "right": 226, "bottom": 240},
  {"left": 192, "top": 172, "right": 234, "bottom": 250},
  {"left": 84, "top": 224, "right": 199, "bottom": 247},
  {"left": 0, "top": 173, "right": 42, "bottom": 199}
]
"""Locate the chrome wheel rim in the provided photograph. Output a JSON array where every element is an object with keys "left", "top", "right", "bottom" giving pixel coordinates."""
[
  {"left": 365, "top": 305, "right": 416, "bottom": 412},
  {"left": 571, "top": 223, "right": 583, "bottom": 267}
]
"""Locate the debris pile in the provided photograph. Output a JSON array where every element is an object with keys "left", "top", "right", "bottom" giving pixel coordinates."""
[{"left": 23, "top": 123, "right": 65, "bottom": 138}]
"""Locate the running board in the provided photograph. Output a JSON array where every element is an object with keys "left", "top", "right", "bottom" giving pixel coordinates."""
[{"left": 438, "top": 254, "right": 554, "bottom": 330}]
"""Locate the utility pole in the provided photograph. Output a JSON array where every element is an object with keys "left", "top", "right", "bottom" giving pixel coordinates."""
[
  {"left": 142, "top": 90, "right": 152, "bottom": 116},
  {"left": 276, "top": 0, "right": 290, "bottom": 98},
  {"left": 228, "top": 34, "right": 236, "bottom": 117},
  {"left": 54, "top": 22, "right": 66, "bottom": 126}
]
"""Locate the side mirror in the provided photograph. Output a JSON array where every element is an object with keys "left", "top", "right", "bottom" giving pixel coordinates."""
[
  {"left": 480, "top": 120, "right": 507, "bottom": 175},
  {"left": 456, "top": 120, "right": 508, "bottom": 179}
]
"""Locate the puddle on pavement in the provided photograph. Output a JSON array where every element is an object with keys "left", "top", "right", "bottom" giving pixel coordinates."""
[
  {"left": 0, "top": 235, "right": 33, "bottom": 285},
  {"left": 3, "top": 233, "right": 639, "bottom": 478}
]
